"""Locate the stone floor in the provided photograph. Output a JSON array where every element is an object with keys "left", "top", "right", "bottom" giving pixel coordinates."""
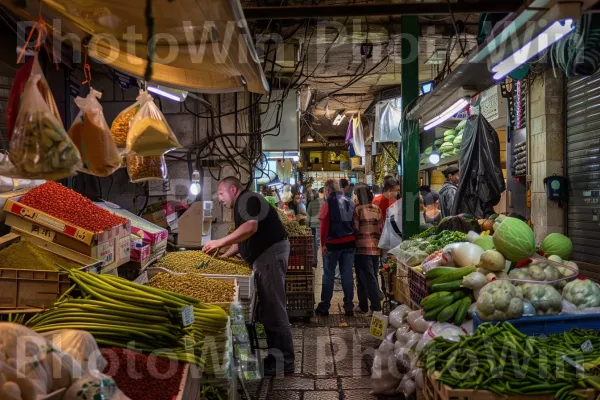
[{"left": 239, "top": 251, "right": 390, "bottom": 399}]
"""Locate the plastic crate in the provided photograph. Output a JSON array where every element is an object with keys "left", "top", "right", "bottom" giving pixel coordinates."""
[
  {"left": 289, "top": 233, "right": 314, "bottom": 268},
  {"left": 409, "top": 267, "right": 428, "bottom": 308},
  {"left": 473, "top": 312, "right": 600, "bottom": 336},
  {"left": 286, "top": 272, "right": 314, "bottom": 293},
  {"left": 286, "top": 292, "right": 314, "bottom": 318}
]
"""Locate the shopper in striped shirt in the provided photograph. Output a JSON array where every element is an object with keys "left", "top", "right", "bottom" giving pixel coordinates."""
[{"left": 353, "top": 184, "right": 383, "bottom": 316}]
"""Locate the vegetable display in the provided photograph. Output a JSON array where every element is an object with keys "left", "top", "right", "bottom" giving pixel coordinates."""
[
  {"left": 435, "top": 214, "right": 481, "bottom": 235},
  {"left": 475, "top": 280, "right": 524, "bottom": 321},
  {"left": 20, "top": 181, "right": 128, "bottom": 232},
  {"left": 492, "top": 217, "right": 536, "bottom": 262},
  {"left": 25, "top": 269, "right": 230, "bottom": 371},
  {"left": 276, "top": 208, "right": 311, "bottom": 237},
  {"left": 0, "top": 240, "right": 82, "bottom": 271},
  {"left": 127, "top": 154, "right": 167, "bottom": 182},
  {"left": 420, "top": 322, "right": 600, "bottom": 400},
  {"left": 155, "top": 251, "right": 252, "bottom": 275},
  {"left": 101, "top": 347, "right": 185, "bottom": 400},
  {"left": 420, "top": 265, "right": 476, "bottom": 324},
  {"left": 562, "top": 278, "right": 600, "bottom": 310},
  {"left": 148, "top": 273, "right": 236, "bottom": 304},
  {"left": 523, "top": 284, "right": 563, "bottom": 316}
]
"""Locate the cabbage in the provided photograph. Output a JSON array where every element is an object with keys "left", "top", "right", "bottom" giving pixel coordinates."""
[
  {"left": 541, "top": 233, "right": 573, "bottom": 260},
  {"left": 493, "top": 217, "right": 536, "bottom": 262}
]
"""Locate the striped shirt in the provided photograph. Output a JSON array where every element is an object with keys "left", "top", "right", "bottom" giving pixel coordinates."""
[{"left": 353, "top": 204, "right": 383, "bottom": 255}]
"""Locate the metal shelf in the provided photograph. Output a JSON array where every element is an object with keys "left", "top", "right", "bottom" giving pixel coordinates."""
[{"left": 419, "top": 155, "right": 460, "bottom": 171}]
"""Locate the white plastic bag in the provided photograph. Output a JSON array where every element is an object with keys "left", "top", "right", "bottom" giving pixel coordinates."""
[
  {"left": 460, "top": 320, "right": 474, "bottom": 336},
  {"left": 389, "top": 305, "right": 411, "bottom": 329},
  {"left": 63, "top": 370, "right": 130, "bottom": 400},
  {"left": 371, "top": 350, "right": 403, "bottom": 396},
  {"left": 523, "top": 300, "right": 536, "bottom": 316},
  {"left": 407, "top": 310, "right": 432, "bottom": 334},
  {"left": 395, "top": 325, "right": 411, "bottom": 344},
  {"left": 352, "top": 114, "right": 366, "bottom": 157},
  {"left": 126, "top": 95, "right": 181, "bottom": 156},
  {"left": 405, "top": 332, "right": 423, "bottom": 350},
  {"left": 394, "top": 347, "right": 417, "bottom": 374},
  {"left": 110, "top": 90, "right": 153, "bottom": 147},
  {"left": 41, "top": 330, "right": 107, "bottom": 373},
  {"left": 414, "top": 368, "right": 424, "bottom": 389},
  {"left": 398, "top": 375, "right": 417, "bottom": 398}
]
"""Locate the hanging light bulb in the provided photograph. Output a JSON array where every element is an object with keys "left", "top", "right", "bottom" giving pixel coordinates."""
[
  {"left": 190, "top": 169, "right": 201, "bottom": 195},
  {"left": 429, "top": 152, "right": 440, "bottom": 165}
]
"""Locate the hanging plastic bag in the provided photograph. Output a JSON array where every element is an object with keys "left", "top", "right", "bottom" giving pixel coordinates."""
[
  {"left": 353, "top": 114, "right": 366, "bottom": 157},
  {"left": 69, "top": 88, "right": 121, "bottom": 176},
  {"left": 126, "top": 95, "right": 181, "bottom": 156},
  {"left": 126, "top": 154, "right": 167, "bottom": 183},
  {"left": 9, "top": 75, "right": 81, "bottom": 180},
  {"left": 110, "top": 90, "right": 153, "bottom": 147},
  {"left": 6, "top": 53, "right": 62, "bottom": 142}
]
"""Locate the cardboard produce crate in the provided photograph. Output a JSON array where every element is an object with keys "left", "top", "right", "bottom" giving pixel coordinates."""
[
  {"left": 0, "top": 233, "right": 102, "bottom": 309},
  {"left": 5, "top": 213, "right": 130, "bottom": 273},
  {"left": 424, "top": 371, "right": 596, "bottom": 400},
  {"left": 394, "top": 262, "right": 411, "bottom": 306}
]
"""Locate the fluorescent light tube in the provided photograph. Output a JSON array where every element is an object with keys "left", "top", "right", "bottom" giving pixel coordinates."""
[
  {"left": 148, "top": 85, "right": 188, "bottom": 102},
  {"left": 307, "top": 137, "right": 314, "bottom": 142},
  {"left": 424, "top": 98, "right": 469, "bottom": 131},
  {"left": 492, "top": 19, "right": 575, "bottom": 80}
]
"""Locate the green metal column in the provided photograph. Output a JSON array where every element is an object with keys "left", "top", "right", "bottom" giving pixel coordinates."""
[{"left": 401, "top": 16, "right": 420, "bottom": 238}]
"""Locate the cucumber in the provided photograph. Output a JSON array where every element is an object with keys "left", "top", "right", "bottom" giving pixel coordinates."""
[
  {"left": 454, "top": 297, "right": 472, "bottom": 325},
  {"left": 423, "top": 297, "right": 455, "bottom": 321},
  {"left": 425, "top": 267, "right": 458, "bottom": 280},
  {"left": 431, "top": 280, "right": 463, "bottom": 292},
  {"left": 451, "top": 290, "right": 468, "bottom": 302},
  {"left": 427, "top": 266, "right": 477, "bottom": 289},
  {"left": 437, "top": 299, "right": 462, "bottom": 322},
  {"left": 420, "top": 291, "right": 453, "bottom": 311}
]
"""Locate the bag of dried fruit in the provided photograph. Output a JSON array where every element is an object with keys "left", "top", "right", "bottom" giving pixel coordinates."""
[
  {"left": 126, "top": 154, "right": 167, "bottom": 183},
  {"left": 110, "top": 90, "right": 153, "bottom": 148},
  {"left": 126, "top": 94, "right": 181, "bottom": 156},
  {"left": 9, "top": 74, "right": 81, "bottom": 180},
  {"left": 68, "top": 88, "right": 121, "bottom": 176},
  {"left": 6, "top": 53, "right": 62, "bottom": 142}
]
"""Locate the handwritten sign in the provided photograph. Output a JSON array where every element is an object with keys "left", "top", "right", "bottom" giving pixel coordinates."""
[{"left": 30, "top": 224, "right": 56, "bottom": 241}]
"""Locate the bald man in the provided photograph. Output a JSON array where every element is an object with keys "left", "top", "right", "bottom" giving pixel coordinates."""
[{"left": 203, "top": 176, "right": 294, "bottom": 376}]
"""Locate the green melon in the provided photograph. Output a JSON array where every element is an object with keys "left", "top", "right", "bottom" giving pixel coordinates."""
[
  {"left": 541, "top": 233, "right": 573, "bottom": 260},
  {"left": 456, "top": 120, "right": 467, "bottom": 131},
  {"left": 492, "top": 217, "right": 536, "bottom": 262},
  {"left": 444, "top": 129, "right": 457, "bottom": 138}
]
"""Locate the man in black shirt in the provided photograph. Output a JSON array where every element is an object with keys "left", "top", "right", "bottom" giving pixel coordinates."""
[{"left": 203, "top": 177, "right": 294, "bottom": 376}]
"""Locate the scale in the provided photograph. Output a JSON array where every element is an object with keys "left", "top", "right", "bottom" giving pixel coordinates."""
[{"left": 168, "top": 201, "right": 213, "bottom": 249}]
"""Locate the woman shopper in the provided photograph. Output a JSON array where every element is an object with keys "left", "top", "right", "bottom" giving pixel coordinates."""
[
  {"left": 306, "top": 188, "right": 325, "bottom": 268},
  {"left": 353, "top": 184, "right": 382, "bottom": 315}
]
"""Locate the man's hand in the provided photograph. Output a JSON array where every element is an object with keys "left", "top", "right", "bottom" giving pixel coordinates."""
[
  {"left": 322, "top": 246, "right": 328, "bottom": 256},
  {"left": 202, "top": 239, "right": 224, "bottom": 255}
]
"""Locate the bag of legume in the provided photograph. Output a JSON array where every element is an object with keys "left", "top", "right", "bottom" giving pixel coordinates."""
[
  {"left": 126, "top": 95, "right": 181, "bottom": 156},
  {"left": 69, "top": 88, "right": 121, "bottom": 177},
  {"left": 110, "top": 90, "right": 153, "bottom": 148},
  {"left": 9, "top": 75, "right": 82, "bottom": 180},
  {"left": 126, "top": 154, "right": 167, "bottom": 183}
]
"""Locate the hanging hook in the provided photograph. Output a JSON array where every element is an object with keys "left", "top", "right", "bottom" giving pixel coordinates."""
[{"left": 81, "top": 46, "right": 92, "bottom": 85}]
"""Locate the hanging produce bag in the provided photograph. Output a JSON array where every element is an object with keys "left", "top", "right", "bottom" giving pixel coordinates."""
[
  {"left": 68, "top": 88, "right": 121, "bottom": 176},
  {"left": 451, "top": 114, "right": 506, "bottom": 218},
  {"left": 126, "top": 96, "right": 181, "bottom": 156},
  {"left": 110, "top": 90, "right": 153, "bottom": 147},
  {"left": 353, "top": 114, "right": 366, "bottom": 157},
  {"left": 127, "top": 154, "right": 167, "bottom": 182},
  {"left": 9, "top": 75, "right": 81, "bottom": 179},
  {"left": 5, "top": 53, "right": 62, "bottom": 141}
]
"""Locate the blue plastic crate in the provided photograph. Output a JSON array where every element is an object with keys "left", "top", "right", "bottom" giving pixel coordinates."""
[{"left": 473, "top": 312, "right": 600, "bottom": 336}]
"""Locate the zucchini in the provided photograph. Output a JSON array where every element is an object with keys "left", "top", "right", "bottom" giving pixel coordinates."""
[
  {"left": 431, "top": 280, "right": 463, "bottom": 292},
  {"left": 425, "top": 267, "right": 458, "bottom": 280},
  {"left": 437, "top": 300, "right": 462, "bottom": 322},
  {"left": 423, "top": 297, "right": 455, "bottom": 321},
  {"left": 420, "top": 292, "right": 453, "bottom": 311},
  {"left": 454, "top": 297, "right": 472, "bottom": 325},
  {"left": 427, "top": 266, "right": 476, "bottom": 289}
]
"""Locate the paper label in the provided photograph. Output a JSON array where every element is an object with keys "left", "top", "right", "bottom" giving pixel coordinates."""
[
  {"left": 29, "top": 224, "right": 56, "bottom": 241},
  {"left": 562, "top": 356, "right": 585, "bottom": 373},
  {"left": 581, "top": 340, "right": 593, "bottom": 353},
  {"left": 369, "top": 312, "right": 388, "bottom": 340},
  {"left": 181, "top": 305, "right": 195, "bottom": 327}
]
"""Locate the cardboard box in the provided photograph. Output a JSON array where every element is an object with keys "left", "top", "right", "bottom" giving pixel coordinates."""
[
  {"left": 131, "top": 243, "right": 151, "bottom": 264},
  {"left": 143, "top": 209, "right": 168, "bottom": 229},
  {"left": 95, "top": 202, "right": 168, "bottom": 246}
]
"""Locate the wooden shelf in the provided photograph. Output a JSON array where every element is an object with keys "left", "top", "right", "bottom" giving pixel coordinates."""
[{"left": 419, "top": 155, "right": 460, "bottom": 171}]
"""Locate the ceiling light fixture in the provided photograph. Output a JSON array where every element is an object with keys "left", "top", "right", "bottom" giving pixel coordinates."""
[
  {"left": 332, "top": 110, "right": 346, "bottom": 126},
  {"left": 307, "top": 137, "right": 314, "bottom": 142},
  {"left": 424, "top": 98, "right": 470, "bottom": 131},
  {"left": 148, "top": 85, "right": 188, "bottom": 102},
  {"left": 189, "top": 169, "right": 201, "bottom": 196}
]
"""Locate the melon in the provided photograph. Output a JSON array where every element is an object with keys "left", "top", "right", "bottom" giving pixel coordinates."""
[
  {"left": 474, "top": 235, "right": 494, "bottom": 251},
  {"left": 541, "top": 233, "right": 573, "bottom": 260},
  {"left": 456, "top": 120, "right": 467, "bottom": 131},
  {"left": 444, "top": 129, "right": 457, "bottom": 137},
  {"left": 492, "top": 217, "right": 536, "bottom": 262}
]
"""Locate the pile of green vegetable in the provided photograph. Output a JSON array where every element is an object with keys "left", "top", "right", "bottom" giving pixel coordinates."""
[
  {"left": 420, "top": 266, "right": 476, "bottom": 324},
  {"left": 420, "top": 322, "right": 600, "bottom": 400},
  {"left": 24, "top": 268, "right": 230, "bottom": 373},
  {"left": 425, "top": 230, "right": 468, "bottom": 254}
]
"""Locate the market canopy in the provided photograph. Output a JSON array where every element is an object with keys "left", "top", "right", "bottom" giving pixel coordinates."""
[{"left": 5, "top": 0, "right": 269, "bottom": 94}]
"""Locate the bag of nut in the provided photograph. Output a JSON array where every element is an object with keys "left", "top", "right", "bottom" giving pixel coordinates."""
[
  {"left": 110, "top": 90, "right": 153, "bottom": 148},
  {"left": 126, "top": 154, "right": 167, "bottom": 183}
]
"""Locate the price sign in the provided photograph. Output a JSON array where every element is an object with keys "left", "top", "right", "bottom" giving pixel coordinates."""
[
  {"left": 581, "top": 340, "right": 594, "bottom": 353},
  {"left": 30, "top": 224, "right": 56, "bottom": 241},
  {"left": 181, "top": 305, "right": 195, "bottom": 327},
  {"left": 369, "top": 312, "right": 388, "bottom": 340}
]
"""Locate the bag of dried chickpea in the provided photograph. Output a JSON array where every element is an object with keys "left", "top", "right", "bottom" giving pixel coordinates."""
[
  {"left": 9, "top": 75, "right": 82, "bottom": 180},
  {"left": 126, "top": 154, "right": 167, "bottom": 183},
  {"left": 126, "top": 95, "right": 181, "bottom": 156},
  {"left": 68, "top": 88, "right": 121, "bottom": 177},
  {"left": 110, "top": 90, "right": 153, "bottom": 148}
]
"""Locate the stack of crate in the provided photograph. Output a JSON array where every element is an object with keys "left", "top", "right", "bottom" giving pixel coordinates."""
[{"left": 286, "top": 232, "right": 315, "bottom": 320}]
